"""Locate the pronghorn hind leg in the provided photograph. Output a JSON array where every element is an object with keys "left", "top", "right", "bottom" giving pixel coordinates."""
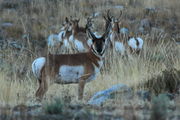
[
  {"left": 40, "top": 78, "right": 48, "bottom": 100},
  {"left": 78, "top": 79, "right": 86, "bottom": 100},
  {"left": 35, "top": 73, "right": 48, "bottom": 100},
  {"left": 35, "top": 78, "right": 42, "bottom": 98}
]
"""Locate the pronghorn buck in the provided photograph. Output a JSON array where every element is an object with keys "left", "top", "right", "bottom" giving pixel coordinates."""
[
  {"left": 127, "top": 32, "right": 144, "bottom": 54},
  {"left": 109, "top": 13, "right": 128, "bottom": 55},
  {"left": 103, "top": 10, "right": 126, "bottom": 55},
  {"left": 69, "top": 17, "right": 93, "bottom": 52},
  {"left": 32, "top": 24, "right": 111, "bottom": 100}
]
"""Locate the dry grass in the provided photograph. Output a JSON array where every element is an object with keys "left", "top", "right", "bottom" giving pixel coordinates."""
[{"left": 0, "top": 0, "right": 180, "bottom": 108}]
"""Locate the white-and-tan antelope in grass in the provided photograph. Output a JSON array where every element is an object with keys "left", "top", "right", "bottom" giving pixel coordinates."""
[
  {"left": 109, "top": 12, "right": 128, "bottom": 55},
  {"left": 32, "top": 24, "right": 111, "bottom": 100},
  {"left": 69, "top": 17, "right": 93, "bottom": 52},
  {"left": 127, "top": 32, "right": 144, "bottom": 54},
  {"left": 103, "top": 10, "right": 126, "bottom": 55}
]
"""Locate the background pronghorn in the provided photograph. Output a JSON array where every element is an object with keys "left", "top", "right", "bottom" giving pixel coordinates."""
[
  {"left": 58, "top": 17, "right": 73, "bottom": 50},
  {"left": 110, "top": 18, "right": 126, "bottom": 55},
  {"left": 103, "top": 10, "right": 127, "bottom": 55},
  {"left": 32, "top": 24, "right": 111, "bottom": 100},
  {"left": 47, "top": 17, "right": 71, "bottom": 53},
  {"left": 69, "top": 17, "right": 94, "bottom": 52}
]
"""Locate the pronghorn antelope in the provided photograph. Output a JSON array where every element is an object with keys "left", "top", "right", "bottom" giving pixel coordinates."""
[
  {"left": 47, "top": 17, "right": 71, "bottom": 52},
  {"left": 69, "top": 17, "right": 93, "bottom": 52},
  {"left": 127, "top": 33, "right": 144, "bottom": 54},
  {"left": 103, "top": 10, "right": 126, "bottom": 55},
  {"left": 32, "top": 24, "right": 111, "bottom": 100},
  {"left": 58, "top": 17, "right": 73, "bottom": 49},
  {"left": 110, "top": 17, "right": 127, "bottom": 55}
]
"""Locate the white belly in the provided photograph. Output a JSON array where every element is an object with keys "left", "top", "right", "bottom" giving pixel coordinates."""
[
  {"left": 55, "top": 65, "right": 84, "bottom": 83},
  {"left": 69, "top": 35, "right": 74, "bottom": 42},
  {"left": 55, "top": 64, "right": 101, "bottom": 84},
  {"left": 74, "top": 39, "right": 85, "bottom": 51},
  {"left": 63, "top": 39, "right": 70, "bottom": 48},
  {"left": 136, "top": 37, "right": 144, "bottom": 49},
  {"left": 115, "top": 42, "right": 125, "bottom": 54},
  {"left": 128, "top": 38, "right": 137, "bottom": 49}
]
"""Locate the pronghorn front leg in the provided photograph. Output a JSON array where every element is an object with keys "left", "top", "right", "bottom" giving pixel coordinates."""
[{"left": 78, "top": 79, "right": 86, "bottom": 100}]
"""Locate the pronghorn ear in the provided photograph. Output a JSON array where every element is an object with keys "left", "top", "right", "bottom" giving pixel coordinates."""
[
  {"left": 65, "top": 17, "right": 69, "bottom": 23},
  {"left": 87, "top": 28, "right": 96, "bottom": 40},
  {"left": 77, "top": 19, "right": 80, "bottom": 23}
]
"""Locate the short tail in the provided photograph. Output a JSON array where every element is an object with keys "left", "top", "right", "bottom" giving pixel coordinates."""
[{"left": 135, "top": 38, "right": 140, "bottom": 47}]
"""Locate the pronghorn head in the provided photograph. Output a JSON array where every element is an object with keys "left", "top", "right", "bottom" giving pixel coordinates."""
[
  {"left": 87, "top": 24, "right": 111, "bottom": 56},
  {"left": 128, "top": 32, "right": 135, "bottom": 39},
  {"left": 111, "top": 18, "right": 120, "bottom": 33},
  {"left": 111, "top": 11, "right": 123, "bottom": 33},
  {"left": 70, "top": 18, "right": 80, "bottom": 30},
  {"left": 85, "top": 16, "right": 94, "bottom": 29},
  {"left": 61, "top": 17, "right": 72, "bottom": 31}
]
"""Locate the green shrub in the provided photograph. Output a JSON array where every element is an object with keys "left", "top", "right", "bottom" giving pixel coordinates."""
[
  {"left": 150, "top": 94, "right": 170, "bottom": 120},
  {"left": 44, "top": 98, "right": 65, "bottom": 114}
]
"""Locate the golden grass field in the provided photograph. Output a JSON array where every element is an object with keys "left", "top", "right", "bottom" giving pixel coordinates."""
[{"left": 0, "top": 0, "right": 180, "bottom": 119}]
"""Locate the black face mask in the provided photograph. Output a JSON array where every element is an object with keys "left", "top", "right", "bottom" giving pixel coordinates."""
[{"left": 96, "top": 43, "right": 103, "bottom": 53}]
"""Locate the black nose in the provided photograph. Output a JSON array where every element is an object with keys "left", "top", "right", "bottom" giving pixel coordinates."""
[{"left": 97, "top": 48, "right": 102, "bottom": 53}]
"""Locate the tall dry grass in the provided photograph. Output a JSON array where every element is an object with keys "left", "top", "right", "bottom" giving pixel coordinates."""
[{"left": 0, "top": 0, "right": 179, "bottom": 106}]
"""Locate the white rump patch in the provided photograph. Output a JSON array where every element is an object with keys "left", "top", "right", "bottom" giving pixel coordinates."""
[
  {"left": 128, "top": 37, "right": 138, "bottom": 49},
  {"left": 128, "top": 37, "right": 144, "bottom": 49},
  {"left": 74, "top": 39, "right": 85, "bottom": 51},
  {"left": 136, "top": 37, "right": 144, "bottom": 49},
  {"left": 32, "top": 57, "right": 46, "bottom": 79},
  {"left": 57, "top": 65, "right": 84, "bottom": 83},
  {"left": 115, "top": 42, "right": 125, "bottom": 54}
]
